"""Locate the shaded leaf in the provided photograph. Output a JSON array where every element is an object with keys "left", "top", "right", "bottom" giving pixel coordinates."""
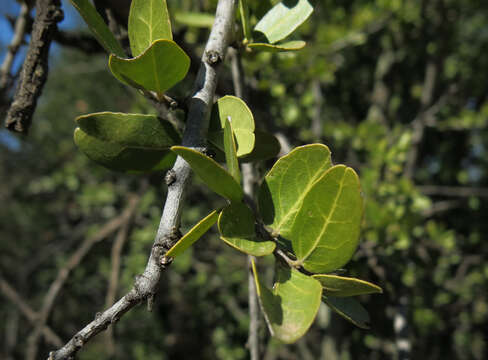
[
  {"left": 68, "top": 0, "right": 125, "bottom": 57},
  {"left": 254, "top": 0, "right": 313, "bottom": 44},
  {"left": 258, "top": 144, "right": 332, "bottom": 236},
  {"left": 324, "top": 296, "right": 371, "bottom": 329},
  {"left": 76, "top": 112, "right": 180, "bottom": 149},
  {"left": 74, "top": 128, "right": 176, "bottom": 173},
  {"left": 290, "top": 165, "right": 363, "bottom": 273},
  {"left": 109, "top": 39, "right": 190, "bottom": 94},
  {"left": 219, "top": 203, "right": 275, "bottom": 256},
  {"left": 128, "top": 0, "right": 172, "bottom": 56},
  {"left": 252, "top": 262, "right": 322, "bottom": 343},
  {"left": 209, "top": 96, "right": 255, "bottom": 157},
  {"left": 248, "top": 40, "right": 306, "bottom": 52},
  {"left": 166, "top": 210, "right": 219, "bottom": 258},
  {"left": 174, "top": 12, "right": 215, "bottom": 28},
  {"left": 223, "top": 117, "right": 241, "bottom": 183},
  {"left": 312, "top": 274, "right": 382, "bottom": 297},
  {"left": 239, "top": 0, "right": 252, "bottom": 41},
  {"left": 171, "top": 146, "right": 243, "bottom": 202},
  {"left": 239, "top": 130, "right": 281, "bottom": 162}
]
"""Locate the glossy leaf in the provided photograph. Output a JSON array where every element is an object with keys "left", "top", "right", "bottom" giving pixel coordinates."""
[
  {"left": 290, "top": 165, "right": 363, "bottom": 273},
  {"left": 128, "top": 0, "right": 172, "bottom": 56},
  {"left": 324, "top": 296, "right": 371, "bottom": 329},
  {"left": 209, "top": 96, "right": 255, "bottom": 157},
  {"left": 252, "top": 262, "right": 322, "bottom": 343},
  {"left": 254, "top": 0, "right": 313, "bottom": 44},
  {"left": 76, "top": 112, "right": 180, "bottom": 149},
  {"left": 165, "top": 210, "right": 219, "bottom": 258},
  {"left": 312, "top": 274, "right": 382, "bottom": 297},
  {"left": 259, "top": 144, "right": 332, "bottom": 236},
  {"left": 74, "top": 128, "right": 176, "bottom": 173},
  {"left": 174, "top": 12, "right": 215, "bottom": 28},
  {"left": 68, "top": 0, "right": 125, "bottom": 57},
  {"left": 109, "top": 39, "right": 190, "bottom": 94},
  {"left": 248, "top": 40, "right": 306, "bottom": 52},
  {"left": 223, "top": 118, "right": 241, "bottom": 183},
  {"left": 171, "top": 146, "right": 243, "bottom": 202},
  {"left": 218, "top": 203, "right": 275, "bottom": 256}
]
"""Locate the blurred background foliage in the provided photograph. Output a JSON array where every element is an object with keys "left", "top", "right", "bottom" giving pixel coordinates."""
[{"left": 1, "top": 0, "right": 487, "bottom": 359}]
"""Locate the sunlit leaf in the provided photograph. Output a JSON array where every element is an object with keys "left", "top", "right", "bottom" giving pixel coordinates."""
[
  {"left": 68, "top": 0, "right": 125, "bottom": 57},
  {"left": 312, "top": 274, "right": 382, "bottom": 297},
  {"left": 254, "top": 0, "right": 313, "bottom": 44},
  {"left": 74, "top": 128, "right": 176, "bottom": 173},
  {"left": 223, "top": 117, "right": 241, "bottom": 183},
  {"left": 174, "top": 12, "right": 215, "bottom": 28},
  {"left": 109, "top": 39, "right": 190, "bottom": 94},
  {"left": 166, "top": 210, "right": 219, "bottom": 258},
  {"left": 324, "top": 296, "right": 371, "bottom": 329},
  {"left": 248, "top": 40, "right": 306, "bottom": 52},
  {"left": 171, "top": 146, "right": 243, "bottom": 202},
  {"left": 209, "top": 96, "right": 255, "bottom": 157},
  {"left": 128, "top": 0, "right": 172, "bottom": 56},
  {"left": 252, "top": 262, "right": 322, "bottom": 343},
  {"left": 239, "top": 0, "right": 252, "bottom": 41},
  {"left": 218, "top": 203, "right": 275, "bottom": 256}
]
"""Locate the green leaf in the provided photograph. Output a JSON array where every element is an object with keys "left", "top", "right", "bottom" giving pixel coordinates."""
[
  {"left": 218, "top": 203, "right": 275, "bottom": 256},
  {"left": 239, "top": 0, "right": 252, "bottom": 41},
  {"left": 109, "top": 39, "right": 190, "bottom": 95},
  {"left": 128, "top": 0, "right": 172, "bottom": 57},
  {"left": 254, "top": 0, "right": 313, "bottom": 44},
  {"left": 290, "top": 165, "right": 363, "bottom": 273},
  {"left": 323, "top": 296, "right": 371, "bottom": 329},
  {"left": 74, "top": 128, "right": 176, "bottom": 173},
  {"left": 312, "top": 274, "right": 383, "bottom": 297},
  {"left": 258, "top": 144, "right": 332, "bottom": 237},
  {"left": 165, "top": 210, "right": 219, "bottom": 258},
  {"left": 171, "top": 146, "right": 244, "bottom": 202},
  {"left": 252, "top": 262, "right": 322, "bottom": 343},
  {"left": 239, "top": 130, "right": 281, "bottom": 162},
  {"left": 209, "top": 96, "right": 255, "bottom": 157},
  {"left": 223, "top": 117, "right": 241, "bottom": 183},
  {"left": 76, "top": 112, "right": 180, "bottom": 149},
  {"left": 248, "top": 40, "right": 306, "bottom": 52},
  {"left": 68, "top": 0, "right": 125, "bottom": 57},
  {"left": 174, "top": 12, "right": 215, "bottom": 28}
]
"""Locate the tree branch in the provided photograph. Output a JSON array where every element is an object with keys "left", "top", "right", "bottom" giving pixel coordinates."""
[
  {"left": 5, "top": 0, "right": 63, "bottom": 133},
  {"left": 48, "top": 1, "right": 236, "bottom": 358}
]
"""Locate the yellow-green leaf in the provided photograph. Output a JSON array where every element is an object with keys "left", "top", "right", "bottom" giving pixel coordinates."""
[
  {"left": 223, "top": 117, "right": 241, "bottom": 183},
  {"left": 219, "top": 203, "right": 275, "bottom": 256},
  {"left": 109, "top": 39, "right": 189, "bottom": 94},
  {"left": 248, "top": 40, "right": 306, "bottom": 52},
  {"left": 128, "top": 0, "right": 172, "bottom": 56},
  {"left": 174, "top": 12, "right": 215, "bottom": 28},
  {"left": 166, "top": 210, "right": 219, "bottom": 258},
  {"left": 312, "top": 274, "right": 382, "bottom": 297},
  {"left": 171, "top": 146, "right": 243, "bottom": 202}
]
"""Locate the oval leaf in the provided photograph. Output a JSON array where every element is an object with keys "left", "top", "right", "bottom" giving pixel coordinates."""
[
  {"left": 74, "top": 128, "right": 176, "bottom": 173},
  {"left": 252, "top": 262, "right": 322, "bottom": 343},
  {"left": 258, "top": 144, "right": 332, "bottom": 237},
  {"left": 324, "top": 296, "right": 371, "bottom": 329},
  {"left": 174, "top": 12, "right": 215, "bottom": 28},
  {"left": 248, "top": 40, "right": 306, "bottom": 52},
  {"left": 109, "top": 39, "right": 190, "bottom": 94},
  {"left": 209, "top": 96, "right": 255, "bottom": 157},
  {"left": 171, "top": 146, "right": 243, "bottom": 202},
  {"left": 76, "top": 112, "right": 180, "bottom": 149},
  {"left": 239, "top": 130, "right": 281, "bottom": 162},
  {"left": 68, "top": 0, "right": 125, "bottom": 57},
  {"left": 129, "top": 0, "right": 172, "bottom": 56},
  {"left": 165, "top": 210, "right": 219, "bottom": 258},
  {"left": 291, "top": 165, "right": 363, "bottom": 273},
  {"left": 218, "top": 203, "right": 275, "bottom": 256},
  {"left": 254, "top": 0, "right": 313, "bottom": 44},
  {"left": 312, "top": 274, "right": 382, "bottom": 297}
]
